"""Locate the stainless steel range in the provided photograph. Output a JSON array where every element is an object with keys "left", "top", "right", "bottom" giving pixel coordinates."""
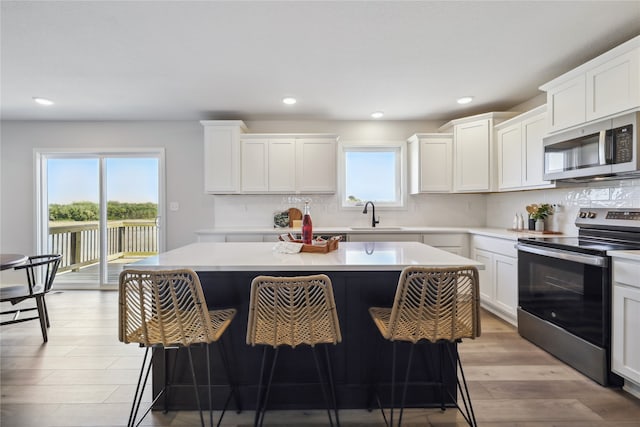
[{"left": 516, "top": 208, "right": 640, "bottom": 386}]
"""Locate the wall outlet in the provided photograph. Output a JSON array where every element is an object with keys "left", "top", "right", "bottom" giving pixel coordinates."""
[{"left": 169, "top": 202, "right": 179, "bottom": 211}]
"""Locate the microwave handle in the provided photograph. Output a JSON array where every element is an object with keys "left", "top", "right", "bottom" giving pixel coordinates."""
[{"left": 598, "top": 130, "right": 607, "bottom": 165}]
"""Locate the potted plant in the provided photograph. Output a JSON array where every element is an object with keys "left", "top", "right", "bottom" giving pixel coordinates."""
[{"left": 528, "top": 203, "right": 554, "bottom": 231}]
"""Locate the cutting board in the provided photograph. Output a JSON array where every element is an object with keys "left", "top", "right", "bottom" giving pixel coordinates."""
[{"left": 288, "top": 208, "right": 302, "bottom": 227}]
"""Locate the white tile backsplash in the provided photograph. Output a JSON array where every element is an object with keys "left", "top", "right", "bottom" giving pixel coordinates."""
[
  {"left": 212, "top": 180, "right": 640, "bottom": 234},
  {"left": 486, "top": 179, "right": 640, "bottom": 235},
  {"left": 212, "top": 193, "right": 487, "bottom": 228}
]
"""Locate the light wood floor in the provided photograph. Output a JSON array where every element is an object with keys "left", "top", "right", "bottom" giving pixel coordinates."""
[{"left": 1, "top": 290, "right": 640, "bottom": 426}]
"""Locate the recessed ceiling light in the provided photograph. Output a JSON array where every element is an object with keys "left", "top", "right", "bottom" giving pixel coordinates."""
[
  {"left": 282, "top": 97, "right": 297, "bottom": 105},
  {"left": 371, "top": 111, "right": 384, "bottom": 119},
  {"left": 33, "top": 97, "right": 54, "bottom": 106},
  {"left": 457, "top": 96, "right": 474, "bottom": 105}
]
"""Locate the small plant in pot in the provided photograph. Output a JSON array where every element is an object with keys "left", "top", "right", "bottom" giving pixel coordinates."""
[{"left": 527, "top": 203, "right": 554, "bottom": 231}]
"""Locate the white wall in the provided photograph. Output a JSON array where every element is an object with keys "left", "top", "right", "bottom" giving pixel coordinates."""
[
  {"left": 4, "top": 116, "right": 639, "bottom": 256},
  {"left": 0, "top": 119, "right": 487, "bottom": 256},
  {"left": 0, "top": 121, "right": 212, "bottom": 253}
]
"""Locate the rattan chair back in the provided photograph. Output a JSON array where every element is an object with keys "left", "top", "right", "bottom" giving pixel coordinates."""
[
  {"left": 371, "top": 266, "right": 480, "bottom": 344},
  {"left": 119, "top": 269, "right": 234, "bottom": 347},
  {"left": 246, "top": 274, "right": 342, "bottom": 348}
]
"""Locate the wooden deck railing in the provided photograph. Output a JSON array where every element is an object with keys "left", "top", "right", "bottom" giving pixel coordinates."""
[{"left": 49, "top": 220, "right": 158, "bottom": 272}]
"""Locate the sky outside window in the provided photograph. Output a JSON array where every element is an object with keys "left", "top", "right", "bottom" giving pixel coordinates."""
[
  {"left": 345, "top": 150, "right": 396, "bottom": 202},
  {"left": 48, "top": 158, "right": 158, "bottom": 204}
]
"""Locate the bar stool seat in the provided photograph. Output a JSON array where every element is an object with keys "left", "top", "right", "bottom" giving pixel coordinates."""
[
  {"left": 119, "top": 268, "right": 239, "bottom": 427},
  {"left": 247, "top": 274, "right": 342, "bottom": 427},
  {"left": 368, "top": 265, "right": 481, "bottom": 427}
]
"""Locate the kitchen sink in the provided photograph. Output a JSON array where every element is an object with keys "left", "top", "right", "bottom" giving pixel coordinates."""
[{"left": 349, "top": 226, "right": 404, "bottom": 231}]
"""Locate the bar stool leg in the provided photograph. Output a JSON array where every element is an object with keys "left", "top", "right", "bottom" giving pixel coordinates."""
[
  {"left": 128, "top": 347, "right": 151, "bottom": 427},
  {"left": 324, "top": 345, "right": 340, "bottom": 426},
  {"left": 312, "top": 346, "right": 335, "bottom": 427},
  {"left": 186, "top": 346, "right": 205, "bottom": 427},
  {"left": 206, "top": 344, "right": 213, "bottom": 427},
  {"left": 397, "top": 343, "right": 415, "bottom": 427},
  {"left": 258, "top": 347, "right": 279, "bottom": 427},
  {"left": 217, "top": 336, "right": 242, "bottom": 415},
  {"left": 390, "top": 341, "right": 397, "bottom": 427}
]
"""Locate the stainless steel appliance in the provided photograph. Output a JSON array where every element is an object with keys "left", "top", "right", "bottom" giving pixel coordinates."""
[
  {"left": 543, "top": 111, "right": 639, "bottom": 181},
  {"left": 516, "top": 208, "right": 640, "bottom": 386}
]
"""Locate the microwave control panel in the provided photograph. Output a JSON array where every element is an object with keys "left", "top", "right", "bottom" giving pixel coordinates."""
[{"left": 614, "top": 124, "right": 633, "bottom": 163}]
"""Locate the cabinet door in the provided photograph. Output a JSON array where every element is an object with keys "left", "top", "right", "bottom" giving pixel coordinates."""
[
  {"left": 497, "top": 124, "right": 522, "bottom": 190},
  {"left": 454, "top": 119, "right": 490, "bottom": 192},
  {"left": 268, "top": 139, "right": 296, "bottom": 192},
  {"left": 348, "top": 233, "right": 422, "bottom": 242},
  {"left": 586, "top": 49, "right": 640, "bottom": 122},
  {"left": 522, "top": 113, "right": 551, "bottom": 187},
  {"left": 204, "top": 126, "right": 241, "bottom": 193},
  {"left": 241, "top": 139, "right": 269, "bottom": 192},
  {"left": 612, "top": 283, "right": 640, "bottom": 383},
  {"left": 473, "top": 248, "right": 494, "bottom": 302},
  {"left": 420, "top": 137, "right": 452, "bottom": 192},
  {"left": 494, "top": 254, "right": 518, "bottom": 317},
  {"left": 547, "top": 75, "right": 586, "bottom": 132},
  {"left": 296, "top": 138, "right": 336, "bottom": 193}
]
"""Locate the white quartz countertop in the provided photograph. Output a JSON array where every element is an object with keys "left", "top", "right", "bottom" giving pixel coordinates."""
[
  {"left": 195, "top": 226, "right": 470, "bottom": 235},
  {"left": 607, "top": 250, "right": 640, "bottom": 261},
  {"left": 126, "top": 241, "right": 484, "bottom": 272},
  {"left": 195, "top": 226, "right": 568, "bottom": 241}
]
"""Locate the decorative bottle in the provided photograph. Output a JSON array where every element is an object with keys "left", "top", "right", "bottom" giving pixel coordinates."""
[
  {"left": 302, "top": 201, "right": 313, "bottom": 244},
  {"left": 517, "top": 213, "right": 524, "bottom": 230},
  {"left": 512, "top": 214, "right": 519, "bottom": 230}
]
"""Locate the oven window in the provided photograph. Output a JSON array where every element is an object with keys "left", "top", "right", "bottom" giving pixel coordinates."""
[{"left": 518, "top": 251, "right": 607, "bottom": 347}]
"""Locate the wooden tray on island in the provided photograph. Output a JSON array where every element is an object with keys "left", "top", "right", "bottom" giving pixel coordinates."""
[{"left": 279, "top": 234, "right": 341, "bottom": 253}]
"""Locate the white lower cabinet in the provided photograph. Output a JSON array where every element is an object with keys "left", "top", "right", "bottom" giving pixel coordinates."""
[
  {"left": 347, "top": 233, "right": 422, "bottom": 242},
  {"left": 611, "top": 257, "right": 640, "bottom": 398},
  {"left": 470, "top": 235, "right": 518, "bottom": 325},
  {"left": 422, "top": 233, "right": 468, "bottom": 257}
]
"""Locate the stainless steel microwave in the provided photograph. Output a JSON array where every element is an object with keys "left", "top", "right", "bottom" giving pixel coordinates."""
[{"left": 543, "top": 111, "right": 639, "bottom": 181}]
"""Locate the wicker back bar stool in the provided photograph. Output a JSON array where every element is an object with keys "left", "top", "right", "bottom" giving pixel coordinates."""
[
  {"left": 119, "top": 269, "right": 239, "bottom": 427},
  {"left": 368, "top": 266, "right": 481, "bottom": 427},
  {"left": 246, "top": 274, "right": 342, "bottom": 427}
]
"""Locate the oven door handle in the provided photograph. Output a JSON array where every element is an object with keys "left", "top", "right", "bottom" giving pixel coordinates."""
[{"left": 515, "top": 243, "right": 608, "bottom": 267}]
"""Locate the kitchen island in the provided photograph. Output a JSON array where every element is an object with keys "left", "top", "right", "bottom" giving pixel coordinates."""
[{"left": 127, "top": 241, "right": 483, "bottom": 411}]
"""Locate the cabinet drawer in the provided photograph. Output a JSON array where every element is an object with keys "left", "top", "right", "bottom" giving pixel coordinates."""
[
  {"left": 613, "top": 259, "right": 640, "bottom": 288},
  {"left": 472, "top": 235, "right": 518, "bottom": 257},
  {"left": 422, "top": 233, "right": 467, "bottom": 247}
]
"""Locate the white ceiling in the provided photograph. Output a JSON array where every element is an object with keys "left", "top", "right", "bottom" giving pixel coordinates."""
[{"left": 2, "top": 1, "right": 640, "bottom": 122}]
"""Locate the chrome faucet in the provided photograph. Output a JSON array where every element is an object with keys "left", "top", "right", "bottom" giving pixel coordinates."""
[{"left": 362, "top": 201, "right": 380, "bottom": 228}]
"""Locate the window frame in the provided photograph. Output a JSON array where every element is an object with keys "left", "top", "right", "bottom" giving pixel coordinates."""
[{"left": 338, "top": 140, "right": 407, "bottom": 210}]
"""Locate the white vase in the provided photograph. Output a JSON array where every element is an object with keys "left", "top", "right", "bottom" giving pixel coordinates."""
[{"left": 535, "top": 219, "right": 545, "bottom": 232}]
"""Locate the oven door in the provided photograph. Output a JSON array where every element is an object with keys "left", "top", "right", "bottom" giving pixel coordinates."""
[{"left": 516, "top": 243, "right": 609, "bottom": 347}]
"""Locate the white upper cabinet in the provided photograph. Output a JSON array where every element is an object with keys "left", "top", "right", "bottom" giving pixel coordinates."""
[
  {"left": 440, "top": 112, "right": 517, "bottom": 193},
  {"left": 240, "top": 134, "right": 337, "bottom": 194},
  {"left": 496, "top": 123, "right": 522, "bottom": 189},
  {"left": 496, "top": 106, "right": 554, "bottom": 191},
  {"left": 296, "top": 137, "right": 337, "bottom": 193},
  {"left": 241, "top": 137, "right": 296, "bottom": 193},
  {"left": 586, "top": 49, "right": 640, "bottom": 122},
  {"left": 546, "top": 75, "right": 586, "bottom": 132},
  {"left": 201, "top": 120, "right": 248, "bottom": 194},
  {"left": 541, "top": 36, "right": 640, "bottom": 133},
  {"left": 407, "top": 133, "right": 453, "bottom": 193}
]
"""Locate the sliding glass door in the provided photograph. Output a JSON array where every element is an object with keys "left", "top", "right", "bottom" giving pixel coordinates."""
[{"left": 37, "top": 150, "right": 164, "bottom": 288}]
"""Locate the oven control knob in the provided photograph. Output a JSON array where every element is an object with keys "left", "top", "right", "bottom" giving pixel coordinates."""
[
  {"left": 588, "top": 212, "right": 597, "bottom": 219},
  {"left": 579, "top": 212, "right": 587, "bottom": 218}
]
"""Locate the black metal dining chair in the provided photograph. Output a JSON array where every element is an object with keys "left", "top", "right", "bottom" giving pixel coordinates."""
[{"left": 0, "top": 254, "right": 62, "bottom": 343}]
